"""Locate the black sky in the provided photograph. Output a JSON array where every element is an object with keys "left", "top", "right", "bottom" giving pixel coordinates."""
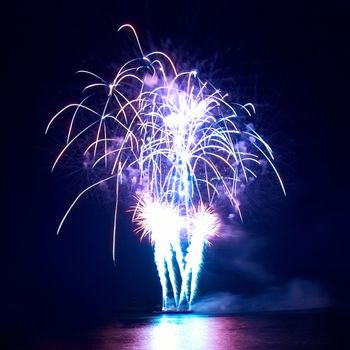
[{"left": 2, "top": 0, "right": 349, "bottom": 329}]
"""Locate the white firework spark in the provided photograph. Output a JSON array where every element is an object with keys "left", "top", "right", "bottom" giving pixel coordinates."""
[{"left": 47, "top": 24, "right": 285, "bottom": 311}]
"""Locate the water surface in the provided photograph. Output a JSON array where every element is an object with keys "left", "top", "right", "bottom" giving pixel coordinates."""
[{"left": 35, "top": 311, "right": 343, "bottom": 349}]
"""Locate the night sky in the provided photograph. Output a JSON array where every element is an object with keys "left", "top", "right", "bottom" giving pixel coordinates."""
[{"left": 3, "top": 0, "right": 349, "bottom": 331}]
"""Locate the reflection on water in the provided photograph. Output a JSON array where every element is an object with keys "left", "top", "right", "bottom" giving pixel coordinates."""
[
  {"left": 113, "top": 315, "right": 237, "bottom": 349},
  {"left": 42, "top": 312, "right": 334, "bottom": 350},
  {"left": 149, "top": 315, "right": 211, "bottom": 349}
]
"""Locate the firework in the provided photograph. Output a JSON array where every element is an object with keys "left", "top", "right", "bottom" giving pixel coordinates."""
[{"left": 47, "top": 24, "right": 285, "bottom": 311}]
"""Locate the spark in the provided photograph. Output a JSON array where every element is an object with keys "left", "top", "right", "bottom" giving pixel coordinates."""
[{"left": 47, "top": 24, "right": 285, "bottom": 311}]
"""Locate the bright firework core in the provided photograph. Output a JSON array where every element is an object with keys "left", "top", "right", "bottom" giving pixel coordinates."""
[{"left": 47, "top": 24, "right": 285, "bottom": 311}]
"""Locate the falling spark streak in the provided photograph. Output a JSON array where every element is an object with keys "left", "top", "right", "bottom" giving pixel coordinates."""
[{"left": 47, "top": 24, "right": 285, "bottom": 311}]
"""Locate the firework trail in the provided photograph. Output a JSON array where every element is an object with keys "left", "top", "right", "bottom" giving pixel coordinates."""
[{"left": 47, "top": 24, "right": 285, "bottom": 311}]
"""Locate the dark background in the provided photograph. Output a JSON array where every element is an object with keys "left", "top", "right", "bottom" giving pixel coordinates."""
[{"left": 2, "top": 0, "right": 349, "bottom": 334}]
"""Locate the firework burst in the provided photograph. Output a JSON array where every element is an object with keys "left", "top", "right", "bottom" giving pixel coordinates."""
[{"left": 47, "top": 24, "right": 285, "bottom": 311}]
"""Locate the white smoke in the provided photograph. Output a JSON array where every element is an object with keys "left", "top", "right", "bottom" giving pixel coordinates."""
[{"left": 193, "top": 279, "right": 331, "bottom": 313}]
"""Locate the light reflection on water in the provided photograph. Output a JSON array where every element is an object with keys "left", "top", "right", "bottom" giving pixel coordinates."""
[
  {"left": 129, "top": 315, "right": 234, "bottom": 349},
  {"left": 44, "top": 313, "right": 331, "bottom": 350},
  {"left": 150, "top": 315, "right": 208, "bottom": 349}
]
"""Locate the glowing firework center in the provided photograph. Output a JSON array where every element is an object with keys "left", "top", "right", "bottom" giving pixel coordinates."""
[{"left": 47, "top": 25, "right": 285, "bottom": 312}]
